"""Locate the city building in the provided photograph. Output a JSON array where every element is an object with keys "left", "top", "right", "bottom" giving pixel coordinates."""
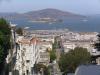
[
  {"left": 39, "top": 52, "right": 50, "bottom": 66},
  {"left": 15, "top": 37, "right": 40, "bottom": 75},
  {"left": 38, "top": 41, "right": 52, "bottom": 66}
]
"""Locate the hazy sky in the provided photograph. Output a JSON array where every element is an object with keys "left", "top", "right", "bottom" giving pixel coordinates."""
[{"left": 0, "top": 0, "right": 100, "bottom": 15}]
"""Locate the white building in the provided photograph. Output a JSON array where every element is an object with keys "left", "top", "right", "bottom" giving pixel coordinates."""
[
  {"left": 14, "top": 35, "right": 53, "bottom": 75},
  {"left": 37, "top": 41, "right": 52, "bottom": 66},
  {"left": 61, "top": 32, "right": 98, "bottom": 53},
  {"left": 15, "top": 37, "right": 40, "bottom": 75},
  {"left": 62, "top": 40, "right": 94, "bottom": 53},
  {"left": 39, "top": 52, "right": 50, "bottom": 66},
  {"left": 62, "top": 41, "right": 76, "bottom": 53},
  {"left": 39, "top": 41, "right": 52, "bottom": 52},
  {"left": 75, "top": 32, "right": 98, "bottom": 41}
]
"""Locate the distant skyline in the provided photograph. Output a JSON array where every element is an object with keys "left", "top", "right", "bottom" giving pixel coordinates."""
[{"left": 0, "top": 0, "right": 100, "bottom": 15}]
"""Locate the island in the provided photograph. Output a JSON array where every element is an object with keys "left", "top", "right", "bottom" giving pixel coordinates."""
[{"left": 29, "top": 17, "right": 63, "bottom": 24}]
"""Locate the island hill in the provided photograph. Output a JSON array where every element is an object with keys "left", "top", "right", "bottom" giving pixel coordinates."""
[{"left": 0, "top": 8, "right": 85, "bottom": 23}]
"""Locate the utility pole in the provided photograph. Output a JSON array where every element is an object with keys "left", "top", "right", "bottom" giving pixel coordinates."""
[{"left": 9, "top": 23, "right": 17, "bottom": 75}]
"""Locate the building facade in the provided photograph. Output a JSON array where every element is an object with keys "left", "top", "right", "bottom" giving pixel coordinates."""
[{"left": 15, "top": 37, "right": 40, "bottom": 75}]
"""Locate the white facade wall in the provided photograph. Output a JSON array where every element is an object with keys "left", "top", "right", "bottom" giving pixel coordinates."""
[
  {"left": 75, "top": 33, "right": 98, "bottom": 41},
  {"left": 63, "top": 42, "right": 76, "bottom": 53},
  {"left": 62, "top": 41, "right": 94, "bottom": 53},
  {"left": 15, "top": 38, "right": 40, "bottom": 75},
  {"left": 39, "top": 42, "right": 52, "bottom": 52},
  {"left": 38, "top": 52, "right": 50, "bottom": 66},
  {"left": 39, "top": 37, "right": 54, "bottom": 43},
  {"left": 38, "top": 42, "right": 52, "bottom": 65}
]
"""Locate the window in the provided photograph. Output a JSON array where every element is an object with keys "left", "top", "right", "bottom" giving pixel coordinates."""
[{"left": 26, "top": 60, "right": 30, "bottom": 63}]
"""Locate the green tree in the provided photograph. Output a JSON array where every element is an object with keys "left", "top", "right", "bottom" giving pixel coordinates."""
[
  {"left": 91, "top": 34, "right": 100, "bottom": 64},
  {"left": 0, "top": 18, "right": 11, "bottom": 73},
  {"left": 16, "top": 27, "right": 23, "bottom": 35},
  {"left": 52, "top": 36, "right": 60, "bottom": 49},
  {"left": 59, "top": 47, "right": 91, "bottom": 74},
  {"left": 0, "top": 18, "right": 11, "bottom": 35},
  {"left": 94, "top": 34, "right": 100, "bottom": 51},
  {"left": 0, "top": 45, "right": 4, "bottom": 63},
  {"left": 50, "top": 50, "right": 56, "bottom": 62},
  {"left": 49, "top": 37, "right": 59, "bottom": 63}
]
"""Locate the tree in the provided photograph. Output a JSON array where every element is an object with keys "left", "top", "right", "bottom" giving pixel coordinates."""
[
  {"left": 52, "top": 36, "right": 60, "bottom": 49},
  {"left": 0, "top": 45, "right": 4, "bottom": 63},
  {"left": 59, "top": 47, "right": 91, "bottom": 74},
  {"left": 0, "top": 18, "right": 11, "bottom": 73},
  {"left": 49, "top": 38, "right": 57, "bottom": 63},
  {"left": 16, "top": 27, "right": 23, "bottom": 35},
  {"left": 0, "top": 18, "right": 11, "bottom": 35},
  {"left": 91, "top": 34, "right": 100, "bottom": 64},
  {"left": 94, "top": 34, "right": 100, "bottom": 51},
  {"left": 50, "top": 50, "right": 56, "bottom": 62}
]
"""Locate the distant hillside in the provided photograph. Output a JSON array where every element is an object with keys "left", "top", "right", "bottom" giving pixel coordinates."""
[
  {"left": 24, "top": 8, "right": 85, "bottom": 19},
  {"left": 0, "top": 8, "right": 85, "bottom": 20},
  {"left": 0, "top": 13, "right": 28, "bottom": 20}
]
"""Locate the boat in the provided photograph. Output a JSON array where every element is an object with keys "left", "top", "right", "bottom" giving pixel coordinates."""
[{"left": 82, "top": 19, "right": 88, "bottom": 22}]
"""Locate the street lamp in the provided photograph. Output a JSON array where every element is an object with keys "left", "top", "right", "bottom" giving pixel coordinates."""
[
  {"left": 10, "top": 22, "right": 17, "bottom": 47},
  {"left": 9, "top": 22, "right": 17, "bottom": 75}
]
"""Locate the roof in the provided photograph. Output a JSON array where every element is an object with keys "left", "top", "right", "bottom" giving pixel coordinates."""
[
  {"left": 30, "top": 37, "right": 40, "bottom": 44},
  {"left": 18, "top": 37, "right": 40, "bottom": 44},
  {"left": 78, "top": 32, "right": 98, "bottom": 35},
  {"left": 18, "top": 38, "right": 30, "bottom": 44},
  {"left": 75, "top": 65, "right": 100, "bottom": 75}
]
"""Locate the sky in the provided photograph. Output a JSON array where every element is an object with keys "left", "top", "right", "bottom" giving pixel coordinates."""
[{"left": 0, "top": 0, "right": 100, "bottom": 15}]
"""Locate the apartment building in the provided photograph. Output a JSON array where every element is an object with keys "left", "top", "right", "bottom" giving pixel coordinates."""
[
  {"left": 15, "top": 36, "right": 40, "bottom": 75},
  {"left": 37, "top": 41, "right": 52, "bottom": 65}
]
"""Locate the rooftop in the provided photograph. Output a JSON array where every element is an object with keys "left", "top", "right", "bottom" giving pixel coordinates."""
[{"left": 75, "top": 65, "right": 100, "bottom": 75}]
